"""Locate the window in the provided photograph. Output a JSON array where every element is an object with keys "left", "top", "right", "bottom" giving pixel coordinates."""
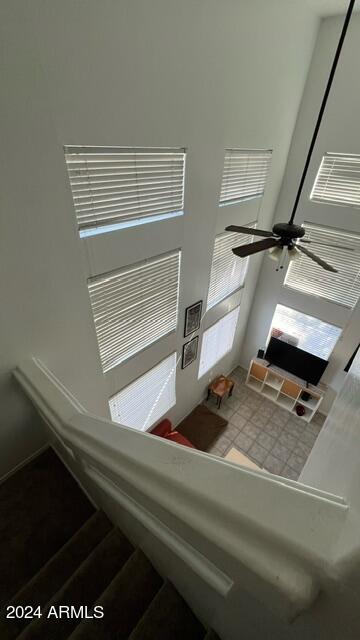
[
  {"left": 269, "top": 304, "right": 341, "bottom": 360},
  {"left": 64, "top": 146, "right": 186, "bottom": 236},
  {"left": 206, "top": 223, "right": 255, "bottom": 310},
  {"left": 88, "top": 250, "right": 180, "bottom": 372},
  {"left": 109, "top": 353, "right": 176, "bottom": 431},
  {"left": 311, "top": 152, "right": 360, "bottom": 208},
  {"left": 219, "top": 148, "right": 272, "bottom": 206},
  {"left": 284, "top": 223, "right": 360, "bottom": 308},
  {"left": 198, "top": 307, "right": 240, "bottom": 378}
]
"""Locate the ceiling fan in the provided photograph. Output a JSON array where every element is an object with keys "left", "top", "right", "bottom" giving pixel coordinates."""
[
  {"left": 226, "top": 223, "right": 353, "bottom": 272},
  {"left": 228, "top": 0, "right": 355, "bottom": 274}
]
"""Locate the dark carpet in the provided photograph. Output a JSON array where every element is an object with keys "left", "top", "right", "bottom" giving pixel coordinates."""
[
  {"left": 176, "top": 405, "right": 227, "bottom": 451},
  {"left": 0, "top": 446, "right": 221, "bottom": 640},
  {"left": 129, "top": 582, "right": 205, "bottom": 640},
  {"left": 0, "top": 447, "right": 94, "bottom": 607}
]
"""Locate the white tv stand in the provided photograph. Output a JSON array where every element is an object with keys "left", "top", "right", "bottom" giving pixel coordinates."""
[{"left": 246, "top": 358, "right": 324, "bottom": 423}]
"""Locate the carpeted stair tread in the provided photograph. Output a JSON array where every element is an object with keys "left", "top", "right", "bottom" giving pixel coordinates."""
[
  {"left": 129, "top": 581, "right": 205, "bottom": 640},
  {"left": 69, "top": 548, "right": 163, "bottom": 640},
  {"left": 0, "top": 447, "right": 94, "bottom": 608},
  {"left": 18, "top": 527, "right": 134, "bottom": 640},
  {"left": 0, "top": 446, "right": 222, "bottom": 640},
  {"left": 204, "top": 631, "right": 221, "bottom": 640},
  {"left": 0, "top": 511, "right": 112, "bottom": 640}
]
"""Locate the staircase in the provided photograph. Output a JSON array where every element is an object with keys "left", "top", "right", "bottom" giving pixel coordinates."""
[{"left": 0, "top": 448, "right": 219, "bottom": 640}]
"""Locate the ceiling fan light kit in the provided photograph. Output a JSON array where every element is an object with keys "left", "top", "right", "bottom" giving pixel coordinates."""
[
  {"left": 267, "top": 245, "right": 300, "bottom": 271},
  {"left": 268, "top": 246, "right": 283, "bottom": 262},
  {"left": 268, "top": 245, "right": 288, "bottom": 272},
  {"left": 227, "top": 0, "right": 355, "bottom": 274},
  {"left": 287, "top": 246, "right": 302, "bottom": 262}
]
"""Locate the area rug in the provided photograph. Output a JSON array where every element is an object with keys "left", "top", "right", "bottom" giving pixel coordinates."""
[{"left": 176, "top": 404, "right": 227, "bottom": 452}]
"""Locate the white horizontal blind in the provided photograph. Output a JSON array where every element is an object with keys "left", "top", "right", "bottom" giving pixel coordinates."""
[
  {"left": 109, "top": 353, "right": 177, "bottom": 431},
  {"left": 270, "top": 304, "right": 341, "bottom": 360},
  {"left": 206, "top": 223, "right": 256, "bottom": 310},
  {"left": 198, "top": 306, "right": 240, "bottom": 379},
  {"left": 220, "top": 149, "right": 272, "bottom": 205},
  {"left": 311, "top": 152, "right": 360, "bottom": 208},
  {"left": 64, "top": 146, "right": 186, "bottom": 234},
  {"left": 88, "top": 250, "right": 181, "bottom": 372},
  {"left": 285, "top": 223, "right": 360, "bottom": 308}
]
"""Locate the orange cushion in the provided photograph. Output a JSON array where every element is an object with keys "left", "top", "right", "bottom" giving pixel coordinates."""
[{"left": 151, "top": 419, "right": 172, "bottom": 437}]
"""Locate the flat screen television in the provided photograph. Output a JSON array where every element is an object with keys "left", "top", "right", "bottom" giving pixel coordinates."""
[{"left": 264, "top": 337, "right": 328, "bottom": 386}]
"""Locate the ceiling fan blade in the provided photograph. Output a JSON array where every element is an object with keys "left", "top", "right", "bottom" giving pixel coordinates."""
[
  {"left": 299, "top": 239, "right": 354, "bottom": 251},
  {"left": 232, "top": 238, "right": 279, "bottom": 258},
  {"left": 226, "top": 225, "right": 274, "bottom": 238},
  {"left": 297, "top": 245, "right": 338, "bottom": 273}
]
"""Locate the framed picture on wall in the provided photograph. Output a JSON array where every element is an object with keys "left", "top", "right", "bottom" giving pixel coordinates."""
[
  {"left": 182, "top": 336, "right": 199, "bottom": 369},
  {"left": 184, "top": 300, "right": 202, "bottom": 337}
]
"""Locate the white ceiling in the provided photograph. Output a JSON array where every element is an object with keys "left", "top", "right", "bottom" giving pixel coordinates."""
[{"left": 305, "top": 0, "right": 360, "bottom": 17}]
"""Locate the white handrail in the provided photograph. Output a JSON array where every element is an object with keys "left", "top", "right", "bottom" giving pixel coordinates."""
[{"left": 14, "top": 358, "right": 348, "bottom": 621}]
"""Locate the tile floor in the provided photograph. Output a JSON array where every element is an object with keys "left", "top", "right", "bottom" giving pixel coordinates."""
[{"left": 205, "top": 366, "right": 326, "bottom": 481}]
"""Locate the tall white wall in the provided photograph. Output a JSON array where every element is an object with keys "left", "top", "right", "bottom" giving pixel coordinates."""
[
  {"left": 241, "top": 14, "right": 360, "bottom": 413},
  {"left": 0, "top": 2, "right": 110, "bottom": 479},
  {"left": 0, "top": 0, "right": 319, "bottom": 476}
]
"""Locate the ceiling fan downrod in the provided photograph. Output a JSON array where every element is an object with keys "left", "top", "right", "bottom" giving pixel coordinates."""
[
  {"left": 227, "top": 0, "right": 355, "bottom": 274},
  {"left": 288, "top": 0, "right": 355, "bottom": 225}
]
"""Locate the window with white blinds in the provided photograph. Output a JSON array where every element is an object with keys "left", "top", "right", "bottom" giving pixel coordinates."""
[
  {"left": 269, "top": 304, "right": 341, "bottom": 360},
  {"left": 88, "top": 250, "right": 181, "bottom": 372},
  {"left": 311, "top": 152, "right": 360, "bottom": 208},
  {"left": 109, "top": 353, "right": 177, "bottom": 431},
  {"left": 206, "top": 223, "right": 255, "bottom": 310},
  {"left": 64, "top": 146, "right": 186, "bottom": 236},
  {"left": 220, "top": 149, "right": 272, "bottom": 206},
  {"left": 198, "top": 306, "right": 240, "bottom": 379},
  {"left": 285, "top": 223, "right": 360, "bottom": 308}
]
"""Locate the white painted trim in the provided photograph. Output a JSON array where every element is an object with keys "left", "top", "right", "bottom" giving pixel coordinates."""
[
  {"left": 85, "top": 463, "right": 233, "bottom": 598},
  {"left": 13, "top": 357, "right": 350, "bottom": 621}
]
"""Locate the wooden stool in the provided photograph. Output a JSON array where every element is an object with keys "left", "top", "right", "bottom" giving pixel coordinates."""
[{"left": 207, "top": 375, "right": 235, "bottom": 409}]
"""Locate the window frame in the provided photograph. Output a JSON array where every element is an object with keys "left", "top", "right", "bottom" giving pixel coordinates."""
[
  {"left": 219, "top": 148, "right": 272, "bottom": 207},
  {"left": 284, "top": 222, "right": 360, "bottom": 309},
  {"left": 64, "top": 145, "right": 186, "bottom": 237},
  {"left": 109, "top": 352, "right": 177, "bottom": 432},
  {"left": 267, "top": 303, "right": 342, "bottom": 361},
  {"left": 310, "top": 152, "right": 360, "bottom": 209},
  {"left": 198, "top": 306, "right": 240, "bottom": 379},
  {"left": 87, "top": 249, "right": 181, "bottom": 372},
  {"left": 206, "top": 223, "right": 256, "bottom": 311}
]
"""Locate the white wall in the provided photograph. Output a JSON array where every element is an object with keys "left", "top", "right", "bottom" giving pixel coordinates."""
[
  {"left": 240, "top": 13, "right": 360, "bottom": 413},
  {"left": 0, "top": 2, "right": 110, "bottom": 478},
  {"left": 0, "top": 0, "right": 319, "bottom": 475}
]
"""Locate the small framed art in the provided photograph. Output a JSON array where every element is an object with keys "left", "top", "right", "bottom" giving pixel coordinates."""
[
  {"left": 182, "top": 336, "right": 199, "bottom": 369},
  {"left": 184, "top": 300, "right": 202, "bottom": 337}
]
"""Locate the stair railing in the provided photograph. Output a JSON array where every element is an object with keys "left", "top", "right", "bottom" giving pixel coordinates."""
[{"left": 15, "top": 357, "right": 348, "bottom": 622}]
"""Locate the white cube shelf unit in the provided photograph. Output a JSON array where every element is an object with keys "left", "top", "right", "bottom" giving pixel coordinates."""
[{"left": 246, "top": 358, "right": 324, "bottom": 423}]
